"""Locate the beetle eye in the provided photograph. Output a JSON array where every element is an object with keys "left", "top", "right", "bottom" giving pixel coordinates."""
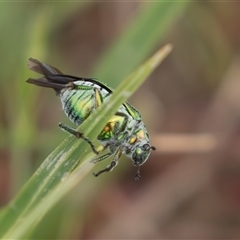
[{"left": 142, "top": 144, "right": 150, "bottom": 151}]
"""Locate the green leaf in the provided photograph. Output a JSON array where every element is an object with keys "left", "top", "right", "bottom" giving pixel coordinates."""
[{"left": 0, "top": 44, "right": 172, "bottom": 239}]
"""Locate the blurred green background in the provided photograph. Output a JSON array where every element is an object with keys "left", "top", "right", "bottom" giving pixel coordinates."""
[{"left": 1, "top": 1, "right": 240, "bottom": 238}]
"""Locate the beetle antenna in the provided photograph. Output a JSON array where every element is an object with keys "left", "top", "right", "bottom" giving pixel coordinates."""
[
  {"left": 151, "top": 146, "right": 156, "bottom": 151},
  {"left": 135, "top": 167, "right": 141, "bottom": 181}
]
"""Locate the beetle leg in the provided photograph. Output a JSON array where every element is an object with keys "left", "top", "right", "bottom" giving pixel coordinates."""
[
  {"left": 93, "top": 148, "right": 122, "bottom": 177},
  {"left": 58, "top": 122, "right": 99, "bottom": 155},
  {"left": 91, "top": 151, "right": 112, "bottom": 164},
  {"left": 94, "top": 88, "right": 104, "bottom": 108}
]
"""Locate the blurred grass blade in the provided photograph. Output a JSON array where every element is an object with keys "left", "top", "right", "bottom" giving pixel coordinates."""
[
  {"left": 0, "top": 44, "right": 172, "bottom": 239},
  {"left": 93, "top": 2, "right": 188, "bottom": 86}
]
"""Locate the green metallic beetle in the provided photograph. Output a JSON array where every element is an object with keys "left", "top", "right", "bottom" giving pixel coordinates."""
[{"left": 27, "top": 58, "right": 155, "bottom": 179}]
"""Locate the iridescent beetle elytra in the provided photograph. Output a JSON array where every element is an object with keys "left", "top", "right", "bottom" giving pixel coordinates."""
[{"left": 27, "top": 58, "right": 155, "bottom": 180}]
